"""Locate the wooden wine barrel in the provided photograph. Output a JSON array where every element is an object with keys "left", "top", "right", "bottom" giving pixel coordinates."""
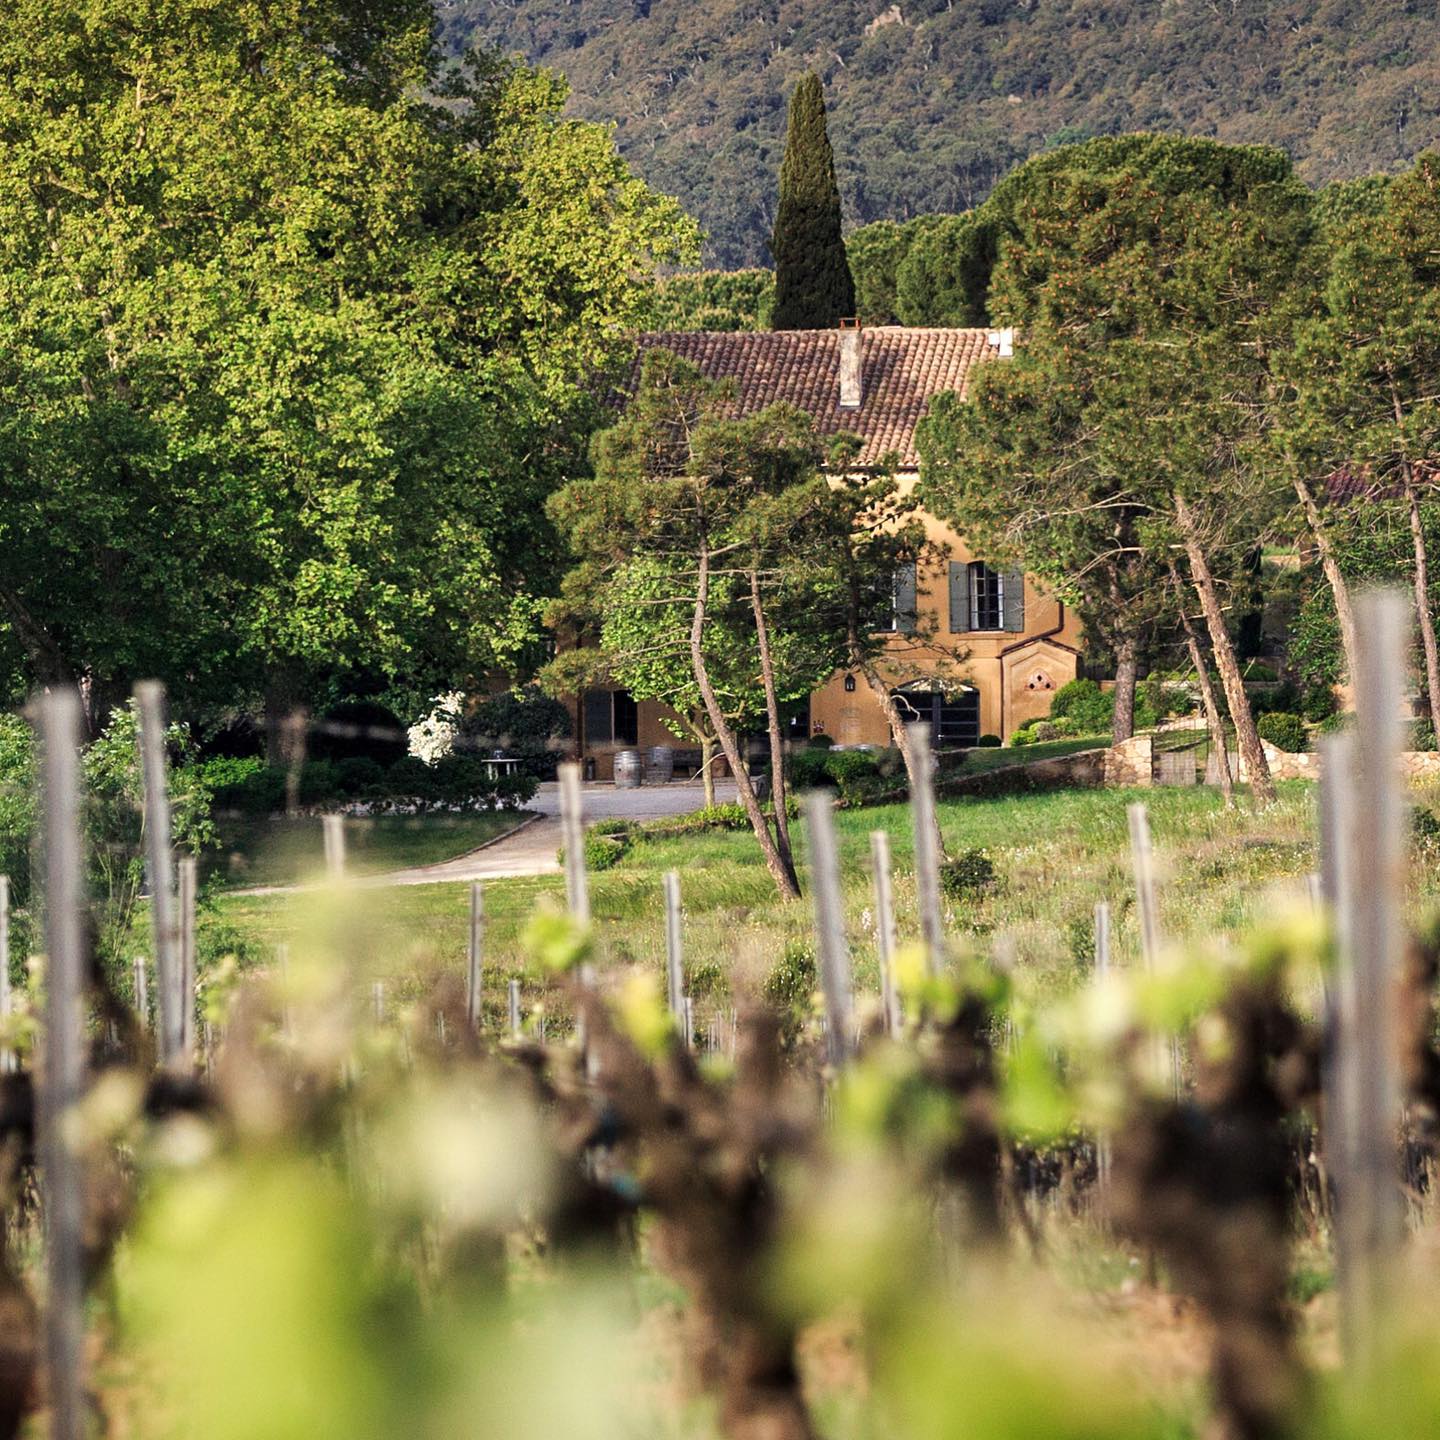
[
  {"left": 613, "top": 749, "right": 643, "bottom": 788},
  {"left": 646, "top": 745, "right": 674, "bottom": 784}
]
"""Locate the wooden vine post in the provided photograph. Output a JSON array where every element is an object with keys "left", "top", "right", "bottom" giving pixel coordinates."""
[
  {"left": 805, "top": 791, "right": 853, "bottom": 1070},
  {"left": 135, "top": 681, "right": 182, "bottom": 1069},
  {"left": 664, "top": 870, "right": 684, "bottom": 1025},
  {"left": 467, "top": 882, "right": 484, "bottom": 1032},
  {"left": 39, "top": 688, "right": 86, "bottom": 1440},
  {"left": 869, "top": 831, "right": 901, "bottom": 1035},
  {"left": 906, "top": 723, "right": 945, "bottom": 975},
  {"left": 1326, "top": 590, "right": 1408, "bottom": 1376}
]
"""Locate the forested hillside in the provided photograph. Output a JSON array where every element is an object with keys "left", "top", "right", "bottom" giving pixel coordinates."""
[{"left": 440, "top": 0, "right": 1440, "bottom": 265}]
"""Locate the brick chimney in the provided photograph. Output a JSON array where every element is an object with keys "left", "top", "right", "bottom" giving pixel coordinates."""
[{"left": 838, "top": 317, "right": 862, "bottom": 409}]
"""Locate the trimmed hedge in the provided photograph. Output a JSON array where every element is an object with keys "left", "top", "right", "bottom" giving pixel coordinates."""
[
  {"left": 1257, "top": 712, "right": 1307, "bottom": 754},
  {"left": 210, "top": 755, "right": 537, "bottom": 815},
  {"left": 789, "top": 746, "right": 900, "bottom": 802}
]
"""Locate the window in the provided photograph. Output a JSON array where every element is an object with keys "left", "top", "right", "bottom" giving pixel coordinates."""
[
  {"left": 885, "top": 561, "right": 917, "bottom": 634},
  {"left": 891, "top": 684, "right": 981, "bottom": 748},
  {"left": 949, "top": 561, "right": 1026, "bottom": 633},
  {"left": 970, "top": 562, "right": 1003, "bottom": 631},
  {"left": 613, "top": 690, "right": 638, "bottom": 746},
  {"left": 582, "top": 689, "right": 638, "bottom": 746}
]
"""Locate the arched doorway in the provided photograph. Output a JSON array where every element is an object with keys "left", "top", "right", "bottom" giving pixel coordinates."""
[{"left": 891, "top": 683, "right": 981, "bottom": 748}]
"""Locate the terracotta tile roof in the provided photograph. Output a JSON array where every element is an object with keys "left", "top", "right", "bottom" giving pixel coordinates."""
[
  {"left": 1324, "top": 466, "right": 1396, "bottom": 503},
  {"left": 627, "top": 327, "right": 1000, "bottom": 468}
]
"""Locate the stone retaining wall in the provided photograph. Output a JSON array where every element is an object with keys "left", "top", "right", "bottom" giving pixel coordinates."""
[
  {"left": 1102, "top": 734, "right": 1440, "bottom": 788},
  {"left": 937, "top": 746, "right": 1108, "bottom": 801}
]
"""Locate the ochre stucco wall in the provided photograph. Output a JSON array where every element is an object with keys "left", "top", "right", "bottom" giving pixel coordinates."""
[
  {"left": 808, "top": 477, "right": 1082, "bottom": 743},
  {"left": 567, "top": 477, "right": 1085, "bottom": 766}
]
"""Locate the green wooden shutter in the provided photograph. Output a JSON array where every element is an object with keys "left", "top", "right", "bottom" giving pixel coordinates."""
[
  {"left": 893, "top": 562, "right": 917, "bottom": 634},
  {"left": 948, "top": 561, "right": 966, "bottom": 633},
  {"left": 1002, "top": 569, "right": 1026, "bottom": 632}
]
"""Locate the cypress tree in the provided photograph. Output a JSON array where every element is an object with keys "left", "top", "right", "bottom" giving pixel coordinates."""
[{"left": 770, "top": 73, "right": 856, "bottom": 330}]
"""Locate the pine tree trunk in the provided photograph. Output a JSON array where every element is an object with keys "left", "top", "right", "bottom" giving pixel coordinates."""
[
  {"left": 1174, "top": 494, "right": 1276, "bottom": 804},
  {"left": 750, "top": 568, "right": 795, "bottom": 872},
  {"left": 1387, "top": 371, "right": 1440, "bottom": 738},
  {"left": 701, "top": 734, "right": 716, "bottom": 808},
  {"left": 691, "top": 546, "right": 801, "bottom": 900},
  {"left": 1111, "top": 635, "right": 1139, "bottom": 743},
  {"left": 1292, "top": 475, "right": 1359, "bottom": 693},
  {"left": 1404, "top": 472, "right": 1440, "bottom": 740},
  {"left": 1170, "top": 566, "right": 1234, "bottom": 808}
]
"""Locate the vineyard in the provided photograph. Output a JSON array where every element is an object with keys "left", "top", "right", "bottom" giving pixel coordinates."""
[{"left": 0, "top": 594, "right": 1433, "bottom": 1440}]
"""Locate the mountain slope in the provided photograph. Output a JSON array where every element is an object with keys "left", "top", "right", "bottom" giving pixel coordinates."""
[{"left": 439, "top": 0, "right": 1440, "bottom": 266}]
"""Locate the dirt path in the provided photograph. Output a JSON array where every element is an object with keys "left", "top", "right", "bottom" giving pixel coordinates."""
[{"left": 236, "top": 779, "right": 738, "bottom": 894}]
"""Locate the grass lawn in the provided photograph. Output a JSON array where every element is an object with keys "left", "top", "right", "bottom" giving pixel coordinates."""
[
  {"left": 208, "top": 810, "right": 530, "bottom": 889},
  {"left": 210, "top": 778, "right": 1359, "bottom": 1037}
]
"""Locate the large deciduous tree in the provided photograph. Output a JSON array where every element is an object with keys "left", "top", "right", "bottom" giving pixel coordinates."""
[
  {"left": 0, "top": 3, "right": 696, "bottom": 729},
  {"left": 770, "top": 73, "right": 855, "bottom": 331}
]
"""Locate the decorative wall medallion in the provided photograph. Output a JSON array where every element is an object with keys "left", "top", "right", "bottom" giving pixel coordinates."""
[{"left": 1025, "top": 670, "right": 1054, "bottom": 692}]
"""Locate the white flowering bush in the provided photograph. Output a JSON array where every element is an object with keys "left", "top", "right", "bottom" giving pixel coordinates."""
[{"left": 407, "top": 692, "right": 465, "bottom": 765}]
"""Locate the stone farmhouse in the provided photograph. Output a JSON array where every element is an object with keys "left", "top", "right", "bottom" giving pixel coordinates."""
[{"left": 571, "top": 321, "right": 1083, "bottom": 779}]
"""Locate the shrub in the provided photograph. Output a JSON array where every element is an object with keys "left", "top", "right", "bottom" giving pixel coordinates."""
[
  {"left": 977, "top": 734, "right": 1002, "bottom": 747},
  {"left": 311, "top": 699, "right": 408, "bottom": 766},
  {"left": 939, "top": 848, "right": 996, "bottom": 899},
  {"left": 296, "top": 760, "right": 340, "bottom": 806},
  {"left": 591, "top": 817, "right": 633, "bottom": 840},
  {"left": 1047, "top": 715, "right": 1078, "bottom": 737},
  {"left": 430, "top": 753, "right": 490, "bottom": 798},
  {"left": 1413, "top": 807, "right": 1440, "bottom": 853},
  {"left": 585, "top": 831, "right": 629, "bottom": 871},
  {"left": 763, "top": 941, "right": 817, "bottom": 1050},
  {"left": 687, "top": 958, "right": 726, "bottom": 999},
  {"left": 789, "top": 747, "right": 887, "bottom": 802},
  {"left": 1414, "top": 721, "right": 1438, "bottom": 753},
  {"left": 489, "top": 772, "right": 539, "bottom": 810},
  {"left": 1009, "top": 726, "right": 1036, "bottom": 748},
  {"left": 334, "top": 756, "right": 386, "bottom": 796},
  {"left": 194, "top": 755, "right": 264, "bottom": 793},
  {"left": 1048, "top": 678, "right": 1112, "bottom": 734},
  {"left": 636, "top": 797, "right": 798, "bottom": 839},
  {"left": 559, "top": 829, "right": 631, "bottom": 873},
  {"left": 206, "top": 759, "right": 282, "bottom": 814},
  {"left": 1135, "top": 679, "right": 1191, "bottom": 728},
  {"left": 823, "top": 749, "right": 881, "bottom": 800},
  {"left": 1257, "top": 712, "right": 1307, "bottom": 754},
  {"left": 691, "top": 801, "right": 752, "bottom": 830},
  {"left": 385, "top": 756, "right": 438, "bottom": 799},
  {"left": 789, "top": 749, "right": 835, "bottom": 790},
  {"left": 1301, "top": 685, "right": 1338, "bottom": 723},
  {"left": 806, "top": 733, "right": 835, "bottom": 749},
  {"left": 1263, "top": 680, "right": 1301, "bottom": 715}
]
